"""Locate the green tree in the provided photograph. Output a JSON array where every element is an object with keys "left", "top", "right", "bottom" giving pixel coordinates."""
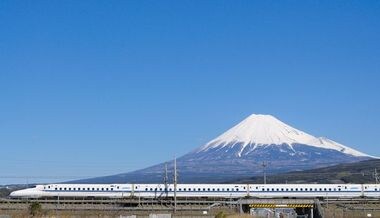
[
  {"left": 29, "top": 202, "right": 42, "bottom": 216},
  {"left": 215, "top": 211, "right": 227, "bottom": 218}
]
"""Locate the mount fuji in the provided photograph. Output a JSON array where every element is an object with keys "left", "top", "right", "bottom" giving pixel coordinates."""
[{"left": 77, "top": 114, "right": 373, "bottom": 183}]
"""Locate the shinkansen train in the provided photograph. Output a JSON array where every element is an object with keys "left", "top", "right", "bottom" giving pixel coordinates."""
[{"left": 9, "top": 183, "right": 380, "bottom": 199}]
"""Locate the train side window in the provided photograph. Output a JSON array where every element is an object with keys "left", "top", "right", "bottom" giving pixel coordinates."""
[
  {"left": 290, "top": 188, "right": 293, "bottom": 191},
  {"left": 169, "top": 188, "right": 172, "bottom": 191},
  {"left": 212, "top": 188, "right": 215, "bottom": 191},
  {"left": 160, "top": 188, "right": 162, "bottom": 191},
  {"left": 375, "top": 188, "right": 378, "bottom": 191},
  {"left": 179, "top": 188, "right": 182, "bottom": 191},
  {"left": 236, "top": 188, "right": 239, "bottom": 191},
  {"left": 111, "top": 188, "right": 113, "bottom": 191},
  {"left": 198, "top": 188, "right": 201, "bottom": 191},
  {"left": 226, "top": 188, "right": 229, "bottom": 191},
  {"left": 155, "top": 188, "right": 157, "bottom": 191},
  {"left": 88, "top": 188, "right": 90, "bottom": 191},
  {"left": 55, "top": 188, "right": 57, "bottom": 190},
  {"left": 281, "top": 188, "right": 284, "bottom": 191},
  {"left": 266, "top": 188, "right": 270, "bottom": 191},
  {"left": 272, "top": 188, "right": 275, "bottom": 191},
  {"left": 256, "top": 187, "right": 258, "bottom": 189},
  {"left": 295, "top": 188, "right": 298, "bottom": 191},
  {"left": 286, "top": 188, "right": 289, "bottom": 191},
  {"left": 203, "top": 188, "right": 206, "bottom": 191},
  {"left": 262, "top": 188, "right": 265, "bottom": 191},
  {"left": 207, "top": 188, "right": 210, "bottom": 191},
  {"left": 222, "top": 188, "right": 225, "bottom": 191},
  {"left": 217, "top": 188, "right": 220, "bottom": 191},
  {"left": 338, "top": 188, "right": 341, "bottom": 191},
  {"left": 300, "top": 188, "right": 303, "bottom": 191}
]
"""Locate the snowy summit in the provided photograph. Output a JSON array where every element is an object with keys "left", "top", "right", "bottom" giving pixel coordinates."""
[{"left": 198, "top": 114, "right": 369, "bottom": 157}]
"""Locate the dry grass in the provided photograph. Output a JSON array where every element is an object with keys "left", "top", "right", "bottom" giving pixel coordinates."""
[{"left": 225, "top": 214, "right": 252, "bottom": 218}]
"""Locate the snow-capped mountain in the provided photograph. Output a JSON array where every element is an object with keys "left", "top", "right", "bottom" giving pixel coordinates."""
[
  {"left": 76, "top": 114, "right": 373, "bottom": 184},
  {"left": 196, "top": 114, "right": 368, "bottom": 158}
]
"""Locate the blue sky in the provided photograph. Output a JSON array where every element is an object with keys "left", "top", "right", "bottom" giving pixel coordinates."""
[{"left": 0, "top": 1, "right": 379, "bottom": 184}]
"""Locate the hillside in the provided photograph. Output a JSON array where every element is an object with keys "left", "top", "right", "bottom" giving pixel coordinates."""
[{"left": 234, "top": 159, "right": 380, "bottom": 184}]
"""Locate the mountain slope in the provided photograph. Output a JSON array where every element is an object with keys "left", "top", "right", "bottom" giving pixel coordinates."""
[
  {"left": 74, "top": 114, "right": 373, "bottom": 184},
  {"left": 197, "top": 114, "right": 367, "bottom": 157},
  {"left": 234, "top": 158, "right": 380, "bottom": 184}
]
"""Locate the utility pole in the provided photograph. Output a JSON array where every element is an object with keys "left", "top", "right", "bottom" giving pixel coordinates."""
[
  {"left": 173, "top": 157, "right": 177, "bottom": 213},
  {"left": 262, "top": 161, "right": 267, "bottom": 184},
  {"left": 164, "top": 163, "right": 168, "bottom": 197},
  {"left": 374, "top": 168, "right": 379, "bottom": 184}
]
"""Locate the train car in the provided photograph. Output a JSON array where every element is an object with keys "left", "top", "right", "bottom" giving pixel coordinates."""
[{"left": 9, "top": 183, "right": 380, "bottom": 199}]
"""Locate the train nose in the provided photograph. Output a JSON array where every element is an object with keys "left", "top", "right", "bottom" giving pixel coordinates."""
[
  {"left": 9, "top": 188, "right": 41, "bottom": 198},
  {"left": 9, "top": 190, "right": 23, "bottom": 197}
]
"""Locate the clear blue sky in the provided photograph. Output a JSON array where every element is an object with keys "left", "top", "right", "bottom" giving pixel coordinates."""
[{"left": 1, "top": 1, "right": 379, "bottom": 184}]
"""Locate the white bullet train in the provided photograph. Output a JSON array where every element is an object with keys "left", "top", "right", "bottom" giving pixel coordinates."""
[{"left": 9, "top": 183, "right": 380, "bottom": 199}]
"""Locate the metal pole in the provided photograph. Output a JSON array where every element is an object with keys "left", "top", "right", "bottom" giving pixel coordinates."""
[
  {"left": 374, "top": 169, "right": 379, "bottom": 184},
  {"left": 174, "top": 157, "right": 177, "bottom": 213},
  {"left": 164, "top": 163, "right": 168, "bottom": 198},
  {"left": 262, "top": 161, "right": 267, "bottom": 184}
]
